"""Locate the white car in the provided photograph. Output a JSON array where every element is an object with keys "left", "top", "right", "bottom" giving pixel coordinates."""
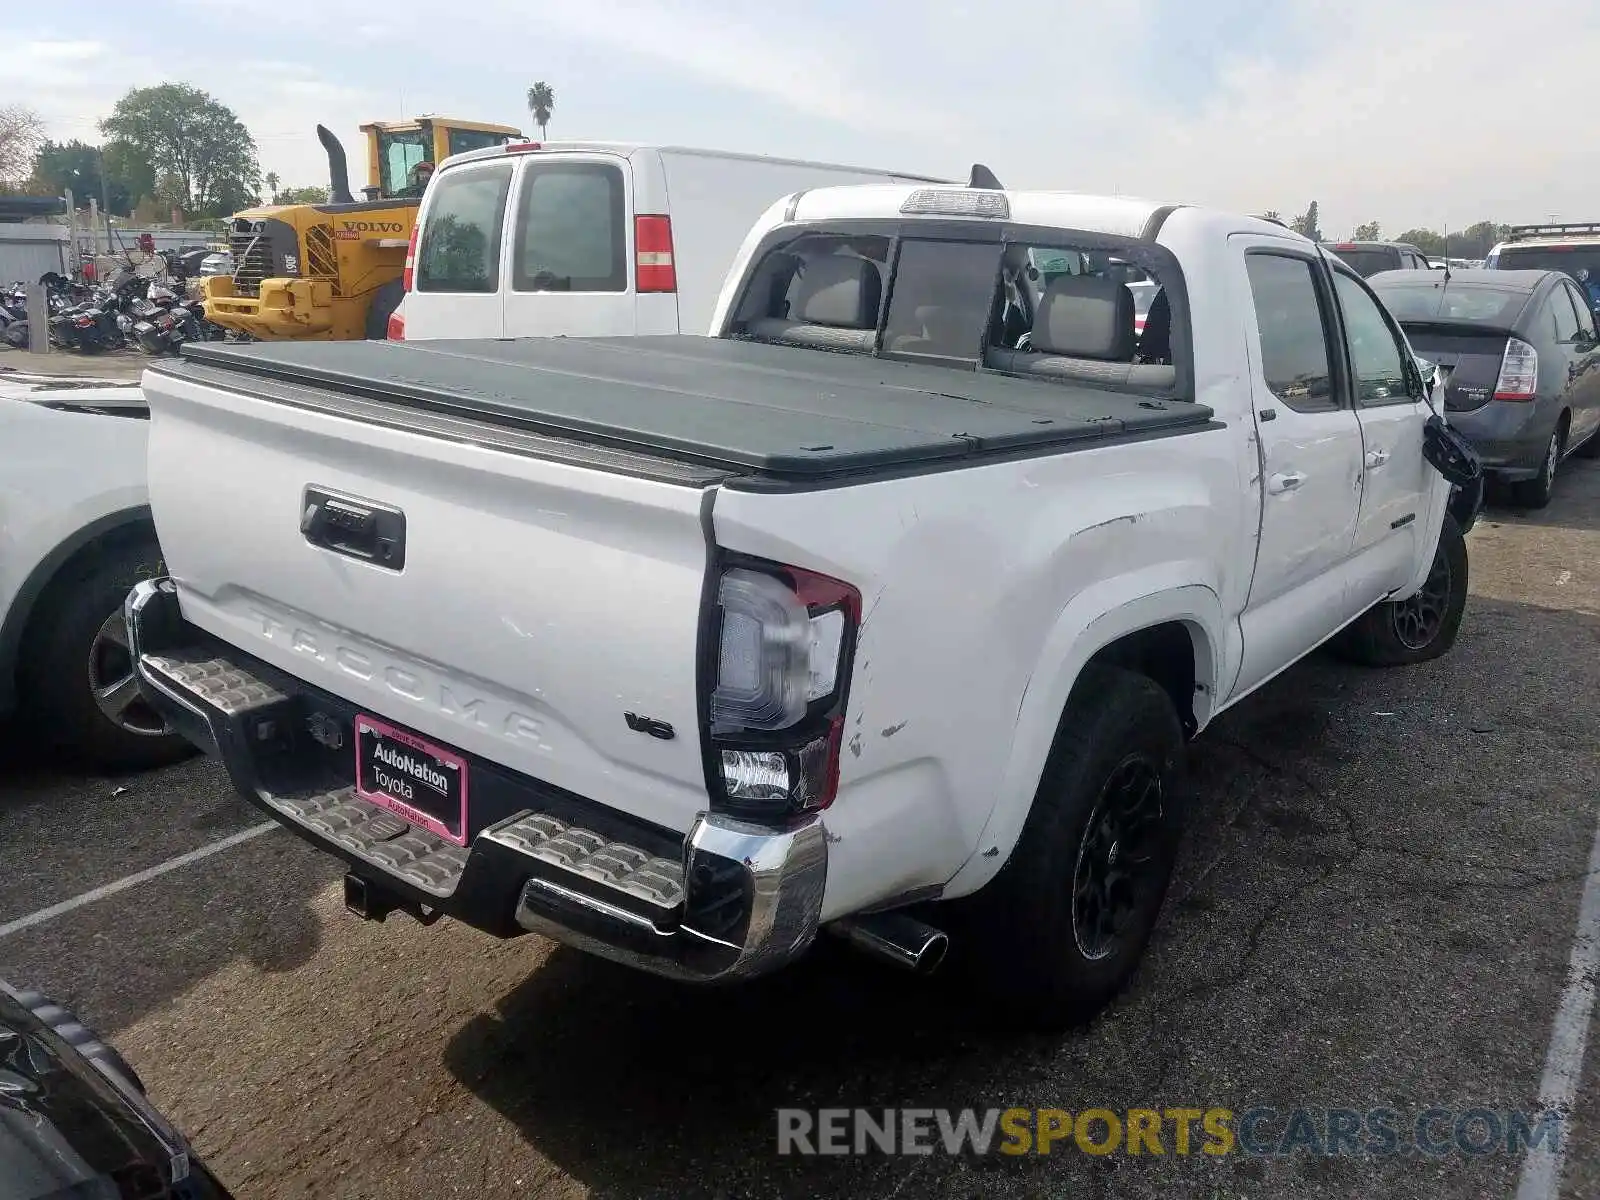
[{"left": 0, "top": 375, "right": 188, "bottom": 769}]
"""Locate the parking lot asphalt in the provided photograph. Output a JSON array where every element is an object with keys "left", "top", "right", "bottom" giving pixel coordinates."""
[{"left": 1, "top": 463, "right": 1597, "bottom": 1200}]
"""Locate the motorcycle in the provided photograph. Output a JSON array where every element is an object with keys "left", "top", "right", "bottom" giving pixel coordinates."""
[
  {"left": 49, "top": 278, "right": 140, "bottom": 354},
  {"left": 129, "top": 284, "right": 186, "bottom": 354},
  {"left": 0, "top": 287, "right": 27, "bottom": 348}
]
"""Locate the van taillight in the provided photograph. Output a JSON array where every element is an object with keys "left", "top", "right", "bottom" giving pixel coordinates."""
[
  {"left": 703, "top": 558, "right": 859, "bottom": 820},
  {"left": 387, "top": 309, "right": 404, "bottom": 340},
  {"left": 401, "top": 223, "right": 419, "bottom": 291},
  {"left": 635, "top": 215, "right": 676, "bottom": 293}
]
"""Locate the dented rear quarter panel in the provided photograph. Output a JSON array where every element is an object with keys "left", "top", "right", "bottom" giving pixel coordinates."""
[{"left": 712, "top": 411, "right": 1255, "bottom": 917}]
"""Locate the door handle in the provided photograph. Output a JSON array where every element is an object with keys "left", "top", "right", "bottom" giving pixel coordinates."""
[
  {"left": 1364, "top": 448, "right": 1390, "bottom": 469},
  {"left": 1267, "top": 471, "right": 1305, "bottom": 494}
]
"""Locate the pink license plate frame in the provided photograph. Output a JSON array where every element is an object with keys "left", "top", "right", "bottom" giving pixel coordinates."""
[{"left": 353, "top": 713, "right": 470, "bottom": 846}]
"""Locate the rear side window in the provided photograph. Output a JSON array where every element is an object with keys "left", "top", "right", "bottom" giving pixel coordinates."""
[
  {"left": 1546, "top": 285, "right": 1582, "bottom": 344},
  {"left": 1245, "top": 253, "right": 1338, "bottom": 412},
  {"left": 512, "top": 163, "right": 626, "bottom": 293},
  {"left": 1563, "top": 283, "right": 1597, "bottom": 337},
  {"left": 1332, "top": 248, "right": 1401, "bottom": 278},
  {"left": 881, "top": 240, "right": 1001, "bottom": 362},
  {"left": 417, "top": 166, "right": 511, "bottom": 293}
]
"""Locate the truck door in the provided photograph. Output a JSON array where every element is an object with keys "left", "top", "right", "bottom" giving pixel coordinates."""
[
  {"left": 500, "top": 153, "right": 639, "bottom": 338},
  {"left": 1231, "top": 238, "right": 1369, "bottom": 699},
  {"left": 406, "top": 160, "right": 512, "bottom": 339},
  {"left": 1327, "top": 266, "right": 1431, "bottom": 594}
]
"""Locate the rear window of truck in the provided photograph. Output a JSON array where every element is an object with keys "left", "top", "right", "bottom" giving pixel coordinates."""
[
  {"left": 417, "top": 165, "right": 512, "bottom": 293},
  {"left": 727, "top": 225, "right": 1185, "bottom": 395}
]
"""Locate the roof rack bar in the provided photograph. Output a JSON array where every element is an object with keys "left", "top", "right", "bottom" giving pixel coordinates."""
[{"left": 1506, "top": 222, "right": 1600, "bottom": 241}]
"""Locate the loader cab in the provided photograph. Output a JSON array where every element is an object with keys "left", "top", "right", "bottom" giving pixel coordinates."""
[{"left": 359, "top": 118, "right": 522, "bottom": 201}]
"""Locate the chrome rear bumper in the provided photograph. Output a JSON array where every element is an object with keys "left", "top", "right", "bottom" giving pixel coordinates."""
[{"left": 126, "top": 577, "right": 827, "bottom": 982}]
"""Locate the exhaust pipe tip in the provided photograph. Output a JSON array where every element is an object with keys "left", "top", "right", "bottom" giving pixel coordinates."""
[{"left": 831, "top": 912, "right": 949, "bottom": 975}]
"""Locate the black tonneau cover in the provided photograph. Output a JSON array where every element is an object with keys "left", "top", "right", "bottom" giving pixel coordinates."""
[{"left": 172, "top": 335, "right": 1213, "bottom": 481}]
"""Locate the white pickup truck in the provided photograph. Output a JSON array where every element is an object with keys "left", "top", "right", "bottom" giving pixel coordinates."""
[{"left": 128, "top": 185, "right": 1482, "bottom": 1027}]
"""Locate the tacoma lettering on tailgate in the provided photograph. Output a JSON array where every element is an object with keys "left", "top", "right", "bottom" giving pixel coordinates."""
[{"left": 249, "top": 608, "right": 552, "bottom": 752}]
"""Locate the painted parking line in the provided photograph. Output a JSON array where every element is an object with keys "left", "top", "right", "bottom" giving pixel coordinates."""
[
  {"left": 0, "top": 822, "right": 278, "bottom": 942},
  {"left": 1516, "top": 807, "right": 1600, "bottom": 1200}
]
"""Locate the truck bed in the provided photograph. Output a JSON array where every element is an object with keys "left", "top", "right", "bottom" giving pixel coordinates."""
[{"left": 168, "top": 335, "right": 1213, "bottom": 483}]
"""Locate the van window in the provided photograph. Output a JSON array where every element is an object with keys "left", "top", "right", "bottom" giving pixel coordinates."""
[
  {"left": 417, "top": 166, "right": 512, "bottom": 293},
  {"left": 512, "top": 163, "right": 627, "bottom": 293}
]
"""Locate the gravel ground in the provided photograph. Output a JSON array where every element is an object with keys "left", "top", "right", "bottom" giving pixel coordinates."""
[
  {"left": 0, "top": 347, "right": 146, "bottom": 381},
  {"left": 1, "top": 461, "right": 1596, "bottom": 1199}
]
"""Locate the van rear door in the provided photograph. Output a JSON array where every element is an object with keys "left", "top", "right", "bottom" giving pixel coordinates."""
[
  {"left": 500, "top": 151, "right": 644, "bottom": 338},
  {"left": 404, "top": 158, "right": 513, "bottom": 340}
]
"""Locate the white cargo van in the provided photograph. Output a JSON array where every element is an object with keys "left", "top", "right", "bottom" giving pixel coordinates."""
[{"left": 389, "top": 142, "right": 950, "bottom": 341}]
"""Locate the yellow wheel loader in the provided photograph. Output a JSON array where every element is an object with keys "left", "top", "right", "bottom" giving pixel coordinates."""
[{"left": 202, "top": 117, "right": 522, "bottom": 341}]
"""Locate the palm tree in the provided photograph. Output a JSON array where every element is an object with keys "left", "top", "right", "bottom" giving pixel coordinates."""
[
  {"left": 526, "top": 82, "right": 555, "bottom": 140},
  {"left": 264, "top": 171, "right": 280, "bottom": 203}
]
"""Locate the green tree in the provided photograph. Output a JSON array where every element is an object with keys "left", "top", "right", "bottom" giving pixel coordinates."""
[
  {"left": 526, "top": 81, "right": 555, "bottom": 140},
  {"left": 276, "top": 184, "right": 329, "bottom": 204},
  {"left": 264, "top": 171, "right": 280, "bottom": 202},
  {"left": 100, "top": 83, "right": 260, "bottom": 217},
  {"left": 30, "top": 140, "right": 154, "bottom": 215},
  {"left": 1291, "top": 201, "right": 1322, "bottom": 242},
  {"left": 0, "top": 104, "right": 45, "bottom": 183},
  {"left": 1397, "top": 228, "right": 1444, "bottom": 255},
  {"left": 103, "top": 140, "right": 156, "bottom": 208},
  {"left": 1353, "top": 220, "right": 1381, "bottom": 241}
]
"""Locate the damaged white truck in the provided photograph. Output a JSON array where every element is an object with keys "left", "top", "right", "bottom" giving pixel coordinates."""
[{"left": 128, "top": 184, "right": 1482, "bottom": 1027}]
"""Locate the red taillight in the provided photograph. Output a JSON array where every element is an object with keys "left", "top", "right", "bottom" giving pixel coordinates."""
[
  {"left": 503, "top": 142, "right": 543, "bottom": 154},
  {"left": 635, "top": 214, "right": 676, "bottom": 293},
  {"left": 706, "top": 559, "right": 859, "bottom": 818},
  {"left": 387, "top": 309, "right": 405, "bottom": 340},
  {"left": 401, "top": 222, "right": 419, "bottom": 291},
  {"left": 1493, "top": 336, "right": 1538, "bottom": 401}
]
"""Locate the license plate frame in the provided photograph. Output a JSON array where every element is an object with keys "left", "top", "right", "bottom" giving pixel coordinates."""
[{"left": 353, "top": 714, "right": 469, "bottom": 845}]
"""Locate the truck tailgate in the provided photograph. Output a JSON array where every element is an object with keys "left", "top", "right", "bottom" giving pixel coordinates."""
[{"left": 142, "top": 364, "right": 716, "bottom": 834}]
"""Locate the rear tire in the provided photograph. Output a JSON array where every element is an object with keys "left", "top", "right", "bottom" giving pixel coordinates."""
[
  {"left": 366, "top": 280, "right": 405, "bottom": 341},
  {"left": 19, "top": 539, "right": 192, "bottom": 772},
  {"left": 1511, "top": 425, "right": 1563, "bottom": 508},
  {"left": 946, "top": 665, "right": 1186, "bottom": 1030},
  {"left": 1332, "top": 513, "right": 1468, "bottom": 667}
]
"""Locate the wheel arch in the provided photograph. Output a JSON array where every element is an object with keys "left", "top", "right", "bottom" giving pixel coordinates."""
[
  {"left": 0, "top": 506, "right": 158, "bottom": 714},
  {"left": 941, "top": 579, "right": 1225, "bottom": 899}
]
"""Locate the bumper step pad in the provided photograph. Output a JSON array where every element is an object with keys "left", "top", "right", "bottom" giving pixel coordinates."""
[{"left": 487, "top": 814, "right": 685, "bottom": 911}]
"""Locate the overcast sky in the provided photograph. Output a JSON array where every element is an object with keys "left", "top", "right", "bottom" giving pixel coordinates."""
[{"left": 5, "top": 0, "right": 1596, "bottom": 237}]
